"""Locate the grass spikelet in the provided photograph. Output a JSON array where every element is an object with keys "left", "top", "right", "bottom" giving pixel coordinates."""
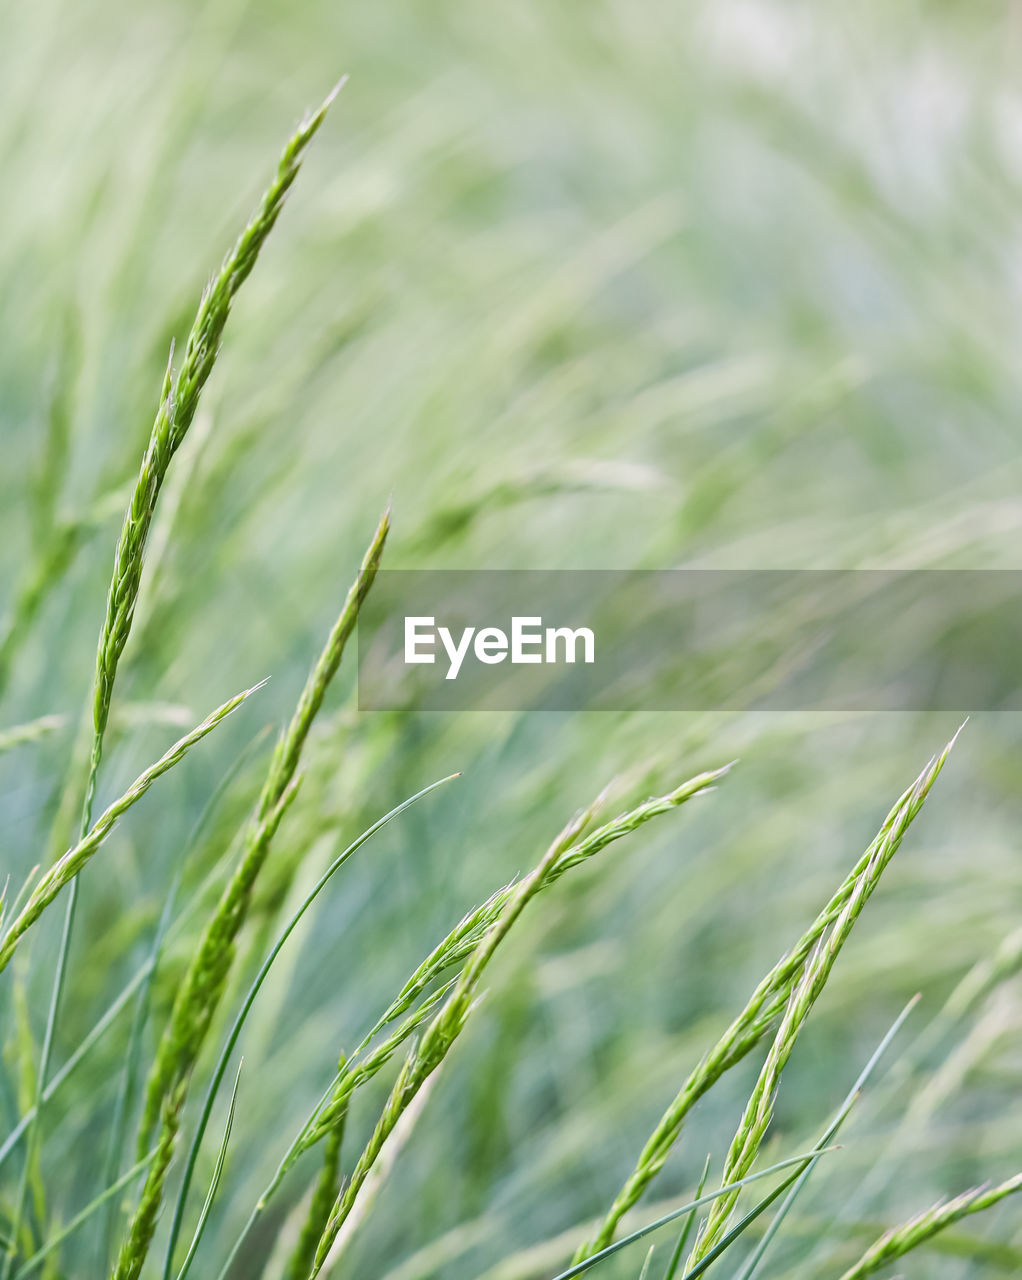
[
  {"left": 138, "top": 506, "right": 388, "bottom": 1148},
  {"left": 89, "top": 77, "right": 345, "bottom": 793},
  {"left": 118, "top": 507, "right": 388, "bottom": 1280},
  {"left": 0, "top": 684, "right": 261, "bottom": 976},
  {"left": 112, "top": 1091, "right": 184, "bottom": 1280},
  {"left": 837, "top": 1172, "right": 1022, "bottom": 1279},
  {"left": 215, "top": 980, "right": 458, "bottom": 1275},
  {"left": 292, "top": 882, "right": 523, "bottom": 1158},
  {"left": 220, "top": 873, "right": 528, "bottom": 1248},
  {"left": 113, "top": 784, "right": 300, "bottom": 1280},
  {"left": 314, "top": 1073, "right": 438, "bottom": 1275},
  {"left": 307, "top": 764, "right": 731, "bottom": 1275},
  {"left": 285, "top": 1065, "right": 348, "bottom": 1280},
  {"left": 685, "top": 744, "right": 952, "bottom": 1269},
  {"left": 302, "top": 979, "right": 457, "bottom": 1150},
  {"left": 575, "top": 732, "right": 960, "bottom": 1262},
  {"left": 3, "top": 77, "right": 344, "bottom": 1280},
  {"left": 371, "top": 880, "right": 519, "bottom": 1030},
  {"left": 255, "top": 500, "right": 388, "bottom": 823},
  {"left": 733, "top": 995, "right": 920, "bottom": 1280},
  {"left": 160, "top": 771, "right": 455, "bottom": 1278}
]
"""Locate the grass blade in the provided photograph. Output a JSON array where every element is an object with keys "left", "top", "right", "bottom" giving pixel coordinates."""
[
  {"left": 663, "top": 1156, "right": 710, "bottom": 1280},
  {"left": 549, "top": 1149, "right": 840, "bottom": 1280},
  {"left": 161, "top": 772, "right": 460, "bottom": 1279},
  {"left": 174, "top": 1062, "right": 243, "bottom": 1280},
  {"left": 678, "top": 1164, "right": 814, "bottom": 1280},
  {"left": 0, "top": 968, "right": 148, "bottom": 1171}
]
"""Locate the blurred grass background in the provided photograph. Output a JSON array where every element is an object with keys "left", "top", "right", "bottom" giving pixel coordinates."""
[{"left": 1, "top": 0, "right": 1022, "bottom": 1276}]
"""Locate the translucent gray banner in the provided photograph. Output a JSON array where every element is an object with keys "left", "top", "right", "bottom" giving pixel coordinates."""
[{"left": 356, "top": 571, "right": 1022, "bottom": 711}]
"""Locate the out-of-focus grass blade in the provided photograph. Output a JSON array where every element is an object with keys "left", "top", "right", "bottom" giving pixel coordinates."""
[
  {"left": 0, "top": 968, "right": 147, "bottom": 1171},
  {"left": 0, "top": 716, "right": 66, "bottom": 756},
  {"left": 0, "top": 866, "right": 42, "bottom": 939},
  {"left": 174, "top": 1061, "right": 243, "bottom": 1280},
  {"left": 549, "top": 1149, "right": 839, "bottom": 1280},
  {"left": 731, "top": 994, "right": 920, "bottom": 1280},
  {"left": 10, "top": 1150, "right": 155, "bottom": 1279},
  {"left": 6, "top": 869, "right": 40, "bottom": 928}
]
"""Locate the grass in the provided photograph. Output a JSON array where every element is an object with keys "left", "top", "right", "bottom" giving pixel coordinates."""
[
  {"left": 0, "top": 682, "right": 261, "bottom": 976},
  {"left": 3, "top": 3, "right": 1022, "bottom": 1279}
]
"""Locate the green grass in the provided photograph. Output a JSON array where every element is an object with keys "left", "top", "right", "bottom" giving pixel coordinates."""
[{"left": 3, "top": 2, "right": 1022, "bottom": 1278}]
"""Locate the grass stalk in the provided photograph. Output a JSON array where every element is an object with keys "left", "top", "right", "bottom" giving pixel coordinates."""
[
  {"left": 0, "top": 684, "right": 261, "bottom": 976},
  {"left": 160, "top": 772, "right": 458, "bottom": 1279},
  {"left": 137, "top": 504, "right": 389, "bottom": 1154},
  {"left": 285, "top": 1087, "right": 348, "bottom": 1280},
  {"left": 731, "top": 994, "right": 920, "bottom": 1280},
  {"left": 2, "top": 73, "right": 343, "bottom": 1280},
  {"left": 116, "top": 507, "right": 389, "bottom": 1280},
  {"left": 307, "top": 764, "right": 731, "bottom": 1276},
  {"left": 837, "top": 1172, "right": 1022, "bottom": 1279},
  {"left": 685, "top": 742, "right": 953, "bottom": 1270},
  {"left": 575, "top": 728, "right": 961, "bottom": 1263}
]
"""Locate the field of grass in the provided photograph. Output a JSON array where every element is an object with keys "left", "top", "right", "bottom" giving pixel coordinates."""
[{"left": 1, "top": 2, "right": 1021, "bottom": 1277}]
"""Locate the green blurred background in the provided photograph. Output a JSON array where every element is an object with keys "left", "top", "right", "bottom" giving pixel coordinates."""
[{"left": 1, "top": 1, "right": 1021, "bottom": 1276}]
